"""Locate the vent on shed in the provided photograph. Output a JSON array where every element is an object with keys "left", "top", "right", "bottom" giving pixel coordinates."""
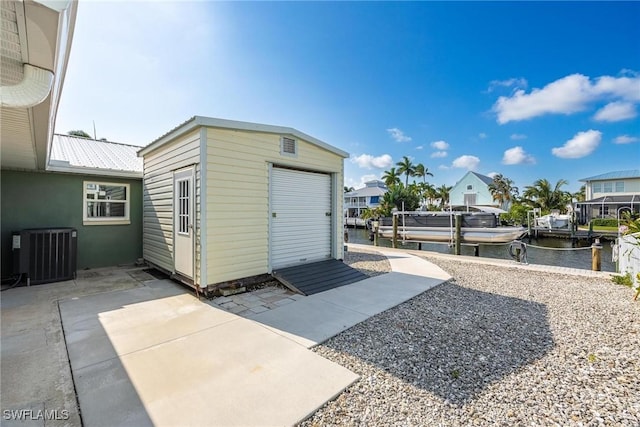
[{"left": 281, "top": 137, "right": 297, "bottom": 155}]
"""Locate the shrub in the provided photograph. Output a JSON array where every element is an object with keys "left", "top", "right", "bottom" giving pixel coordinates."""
[
  {"left": 611, "top": 273, "right": 633, "bottom": 287},
  {"left": 592, "top": 218, "right": 618, "bottom": 227}
]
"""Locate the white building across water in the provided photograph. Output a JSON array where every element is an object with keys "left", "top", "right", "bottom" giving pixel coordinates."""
[{"left": 344, "top": 180, "right": 387, "bottom": 226}]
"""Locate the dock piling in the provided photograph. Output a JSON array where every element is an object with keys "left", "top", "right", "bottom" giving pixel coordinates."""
[
  {"left": 392, "top": 215, "right": 398, "bottom": 249},
  {"left": 591, "top": 238, "right": 602, "bottom": 271},
  {"left": 454, "top": 214, "right": 461, "bottom": 255}
]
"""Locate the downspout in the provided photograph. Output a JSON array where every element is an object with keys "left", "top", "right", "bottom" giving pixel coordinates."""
[{"left": 199, "top": 127, "right": 207, "bottom": 289}]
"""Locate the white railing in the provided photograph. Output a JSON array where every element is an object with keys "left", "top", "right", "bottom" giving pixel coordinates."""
[
  {"left": 344, "top": 202, "right": 369, "bottom": 208},
  {"left": 618, "top": 232, "right": 640, "bottom": 289}
]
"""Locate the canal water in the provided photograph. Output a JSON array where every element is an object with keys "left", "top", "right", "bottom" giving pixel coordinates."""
[{"left": 346, "top": 227, "right": 616, "bottom": 272}]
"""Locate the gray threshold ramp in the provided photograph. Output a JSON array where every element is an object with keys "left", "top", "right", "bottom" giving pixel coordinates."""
[{"left": 273, "top": 259, "right": 368, "bottom": 295}]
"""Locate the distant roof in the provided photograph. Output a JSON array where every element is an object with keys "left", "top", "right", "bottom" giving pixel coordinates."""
[
  {"left": 345, "top": 185, "right": 387, "bottom": 197},
  {"left": 48, "top": 134, "right": 143, "bottom": 178},
  {"left": 139, "top": 116, "right": 349, "bottom": 158},
  {"left": 470, "top": 171, "right": 495, "bottom": 185},
  {"left": 580, "top": 170, "right": 640, "bottom": 182},
  {"left": 578, "top": 195, "right": 639, "bottom": 205},
  {"left": 364, "top": 180, "right": 387, "bottom": 188}
]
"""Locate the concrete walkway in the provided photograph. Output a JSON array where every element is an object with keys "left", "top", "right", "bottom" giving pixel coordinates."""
[
  {"left": 249, "top": 245, "right": 450, "bottom": 348},
  {"left": 54, "top": 248, "right": 449, "bottom": 426}
]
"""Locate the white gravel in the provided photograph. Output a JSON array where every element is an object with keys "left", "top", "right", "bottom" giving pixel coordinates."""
[
  {"left": 302, "top": 253, "right": 640, "bottom": 426},
  {"left": 343, "top": 248, "right": 392, "bottom": 277}
]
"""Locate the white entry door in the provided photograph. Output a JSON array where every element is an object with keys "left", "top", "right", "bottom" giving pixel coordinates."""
[
  {"left": 271, "top": 167, "right": 332, "bottom": 269},
  {"left": 174, "top": 167, "right": 194, "bottom": 278}
]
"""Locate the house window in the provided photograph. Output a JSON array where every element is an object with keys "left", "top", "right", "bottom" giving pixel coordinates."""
[
  {"left": 603, "top": 182, "right": 613, "bottom": 193},
  {"left": 615, "top": 181, "right": 624, "bottom": 192},
  {"left": 83, "top": 181, "right": 130, "bottom": 225},
  {"left": 600, "top": 206, "right": 610, "bottom": 217},
  {"left": 466, "top": 185, "right": 473, "bottom": 190},
  {"left": 280, "top": 136, "right": 297, "bottom": 157},
  {"left": 592, "top": 183, "right": 602, "bottom": 193},
  {"left": 370, "top": 196, "right": 380, "bottom": 204}
]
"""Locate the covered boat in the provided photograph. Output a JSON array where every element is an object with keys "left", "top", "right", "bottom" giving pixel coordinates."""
[{"left": 377, "top": 212, "right": 526, "bottom": 244}]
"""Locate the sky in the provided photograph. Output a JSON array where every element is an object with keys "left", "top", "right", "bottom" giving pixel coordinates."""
[{"left": 56, "top": 1, "right": 640, "bottom": 193}]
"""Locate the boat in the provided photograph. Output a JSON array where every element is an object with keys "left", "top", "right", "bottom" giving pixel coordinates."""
[
  {"left": 534, "top": 211, "right": 571, "bottom": 229},
  {"left": 376, "top": 212, "right": 526, "bottom": 244},
  {"left": 345, "top": 217, "right": 368, "bottom": 228}
]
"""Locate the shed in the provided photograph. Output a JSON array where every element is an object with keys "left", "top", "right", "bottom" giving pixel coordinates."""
[{"left": 137, "top": 116, "right": 349, "bottom": 291}]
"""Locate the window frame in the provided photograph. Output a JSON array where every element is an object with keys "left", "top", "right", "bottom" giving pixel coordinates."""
[
  {"left": 592, "top": 182, "right": 602, "bottom": 193},
  {"left": 83, "top": 181, "right": 131, "bottom": 225},
  {"left": 615, "top": 181, "right": 624, "bottom": 193},
  {"left": 603, "top": 182, "right": 613, "bottom": 193}
]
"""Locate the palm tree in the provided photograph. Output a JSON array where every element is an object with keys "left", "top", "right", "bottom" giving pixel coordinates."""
[
  {"left": 488, "top": 174, "right": 519, "bottom": 211},
  {"left": 68, "top": 130, "right": 91, "bottom": 138},
  {"left": 381, "top": 167, "right": 401, "bottom": 187},
  {"left": 344, "top": 186, "right": 355, "bottom": 193},
  {"left": 523, "top": 178, "right": 570, "bottom": 212},
  {"left": 413, "top": 163, "right": 434, "bottom": 184},
  {"left": 436, "top": 184, "right": 452, "bottom": 209},
  {"left": 396, "top": 156, "right": 415, "bottom": 186},
  {"left": 573, "top": 185, "right": 586, "bottom": 202},
  {"left": 425, "top": 184, "right": 439, "bottom": 208}
]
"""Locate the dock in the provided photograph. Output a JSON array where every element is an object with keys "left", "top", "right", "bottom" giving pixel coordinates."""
[{"left": 529, "top": 227, "right": 617, "bottom": 241}]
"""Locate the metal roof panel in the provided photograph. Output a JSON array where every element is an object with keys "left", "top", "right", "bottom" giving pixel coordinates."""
[
  {"left": 49, "top": 134, "right": 143, "bottom": 176},
  {"left": 580, "top": 170, "right": 640, "bottom": 181}
]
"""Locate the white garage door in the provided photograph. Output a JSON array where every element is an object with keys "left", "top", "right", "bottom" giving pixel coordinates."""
[{"left": 271, "top": 167, "right": 332, "bottom": 269}]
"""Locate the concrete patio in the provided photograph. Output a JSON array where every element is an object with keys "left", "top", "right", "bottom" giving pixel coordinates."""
[{"left": 1, "top": 247, "right": 451, "bottom": 426}]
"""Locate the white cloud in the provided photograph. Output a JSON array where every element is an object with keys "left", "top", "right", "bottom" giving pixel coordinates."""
[
  {"left": 430, "top": 140, "right": 449, "bottom": 150},
  {"left": 387, "top": 128, "right": 411, "bottom": 142},
  {"left": 431, "top": 151, "right": 448, "bottom": 158},
  {"left": 438, "top": 164, "right": 450, "bottom": 170},
  {"left": 592, "top": 73, "right": 640, "bottom": 102},
  {"left": 510, "top": 133, "right": 527, "bottom": 140},
  {"left": 415, "top": 145, "right": 424, "bottom": 150},
  {"left": 551, "top": 130, "right": 602, "bottom": 159},
  {"left": 487, "top": 172, "right": 499, "bottom": 178},
  {"left": 478, "top": 132, "right": 487, "bottom": 139},
  {"left": 613, "top": 135, "right": 639, "bottom": 144},
  {"left": 492, "top": 72, "right": 640, "bottom": 124},
  {"left": 351, "top": 153, "right": 393, "bottom": 169},
  {"left": 593, "top": 101, "right": 637, "bottom": 122},
  {"left": 486, "top": 77, "right": 528, "bottom": 93},
  {"left": 502, "top": 146, "right": 536, "bottom": 165},
  {"left": 452, "top": 155, "right": 480, "bottom": 171}
]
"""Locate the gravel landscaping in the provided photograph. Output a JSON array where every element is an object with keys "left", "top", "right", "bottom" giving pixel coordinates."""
[
  {"left": 302, "top": 253, "right": 640, "bottom": 426},
  {"left": 343, "top": 248, "right": 392, "bottom": 277}
]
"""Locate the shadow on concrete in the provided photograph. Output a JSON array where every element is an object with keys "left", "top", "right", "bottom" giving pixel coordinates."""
[
  {"left": 59, "top": 279, "right": 186, "bottom": 426},
  {"left": 318, "top": 280, "right": 554, "bottom": 405}
]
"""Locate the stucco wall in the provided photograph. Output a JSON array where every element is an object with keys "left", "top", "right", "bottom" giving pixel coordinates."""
[{"left": 1, "top": 170, "right": 142, "bottom": 273}]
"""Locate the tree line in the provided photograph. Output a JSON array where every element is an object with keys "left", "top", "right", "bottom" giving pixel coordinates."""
[{"left": 346, "top": 155, "right": 585, "bottom": 223}]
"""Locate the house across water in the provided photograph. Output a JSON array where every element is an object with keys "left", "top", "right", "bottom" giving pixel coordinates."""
[
  {"left": 576, "top": 170, "right": 640, "bottom": 224},
  {"left": 344, "top": 180, "right": 388, "bottom": 226}
]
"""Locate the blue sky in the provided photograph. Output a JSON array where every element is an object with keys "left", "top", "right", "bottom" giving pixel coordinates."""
[{"left": 56, "top": 1, "right": 640, "bottom": 193}]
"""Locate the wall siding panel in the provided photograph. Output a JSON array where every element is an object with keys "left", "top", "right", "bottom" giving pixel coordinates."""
[
  {"left": 205, "top": 128, "right": 343, "bottom": 285},
  {"left": 142, "top": 130, "right": 201, "bottom": 279}
]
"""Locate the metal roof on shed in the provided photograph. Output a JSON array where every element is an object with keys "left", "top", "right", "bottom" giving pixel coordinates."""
[
  {"left": 580, "top": 170, "right": 640, "bottom": 181},
  {"left": 47, "top": 134, "right": 143, "bottom": 178},
  {"left": 138, "top": 116, "right": 349, "bottom": 158}
]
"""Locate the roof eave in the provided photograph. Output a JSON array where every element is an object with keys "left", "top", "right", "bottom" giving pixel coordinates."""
[
  {"left": 46, "top": 163, "right": 142, "bottom": 179},
  {"left": 138, "top": 116, "right": 349, "bottom": 158}
]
